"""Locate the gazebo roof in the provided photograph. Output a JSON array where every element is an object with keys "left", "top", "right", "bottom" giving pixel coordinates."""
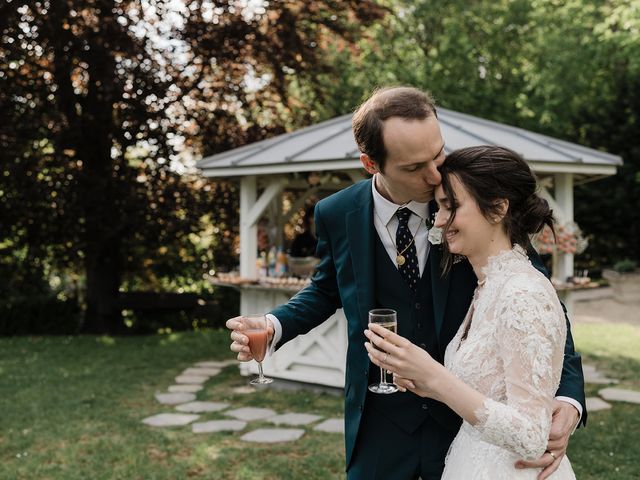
[{"left": 198, "top": 108, "right": 622, "bottom": 182}]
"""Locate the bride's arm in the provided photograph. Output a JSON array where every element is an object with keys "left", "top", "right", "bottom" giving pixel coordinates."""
[{"left": 365, "top": 278, "right": 566, "bottom": 460}]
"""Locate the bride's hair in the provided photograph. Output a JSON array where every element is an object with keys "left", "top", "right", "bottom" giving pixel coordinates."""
[{"left": 438, "top": 146, "right": 554, "bottom": 271}]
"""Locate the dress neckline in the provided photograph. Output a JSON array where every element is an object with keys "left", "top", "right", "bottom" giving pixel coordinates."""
[{"left": 478, "top": 244, "right": 527, "bottom": 285}]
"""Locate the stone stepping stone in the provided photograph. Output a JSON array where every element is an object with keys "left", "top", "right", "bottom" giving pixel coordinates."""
[
  {"left": 168, "top": 384, "right": 203, "bottom": 393},
  {"left": 175, "top": 401, "right": 230, "bottom": 413},
  {"left": 267, "top": 413, "right": 323, "bottom": 426},
  {"left": 313, "top": 418, "right": 344, "bottom": 434},
  {"left": 232, "top": 386, "right": 256, "bottom": 394},
  {"left": 183, "top": 367, "right": 221, "bottom": 377},
  {"left": 155, "top": 392, "right": 196, "bottom": 405},
  {"left": 599, "top": 387, "right": 640, "bottom": 404},
  {"left": 586, "top": 397, "right": 612, "bottom": 412},
  {"left": 175, "top": 374, "right": 209, "bottom": 384},
  {"left": 195, "top": 360, "right": 238, "bottom": 368},
  {"left": 225, "top": 407, "right": 276, "bottom": 421},
  {"left": 192, "top": 420, "right": 247, "bottom": 433},
  {"left": 241, "top": 428, "right": 305, "bottom": 443},
  {"left": 585, "top": 373, "right": 619, "bottom": 385},
  {"left": 142, "top": 413, "right": 199, "bottom": 427}
]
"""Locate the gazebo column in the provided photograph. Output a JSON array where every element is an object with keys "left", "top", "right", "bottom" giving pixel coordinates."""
[
  {"left": 553, "top": 173, "right": 574, "bottom": 283},
  {"left": 273, "top": 193, "right": 284, "bottom": 249},
  {"left": 540, "top": 173, "right": 576, "bottom": 317},
  {"left": 240, "top": 176, "right": 287, "bottom": 277},
  {"left": 239, "top": 176, "right": 258, "bottom": 278}
]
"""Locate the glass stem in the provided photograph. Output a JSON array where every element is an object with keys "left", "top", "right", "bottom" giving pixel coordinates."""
[
  {"left": 379, "top": 366, "right": 388, "bottom": 385},
  {"left": 257, "top": 362, "right": 265, "bottom": 381}
]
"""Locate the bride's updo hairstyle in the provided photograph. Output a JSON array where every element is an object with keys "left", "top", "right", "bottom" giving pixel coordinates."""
[{"left": 438, "top": 145, "right": 554, "bottom": 270}]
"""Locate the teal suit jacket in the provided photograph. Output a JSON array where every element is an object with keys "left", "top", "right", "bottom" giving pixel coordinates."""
[{"left": 271, "top": 179, "right": 586, "bottom": 469}]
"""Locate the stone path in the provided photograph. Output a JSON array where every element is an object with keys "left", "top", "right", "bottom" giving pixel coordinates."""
[
  {"left": 141, "top": 359, "right": 343, "bottom": 444},
  {"left": 583, "top": 363, "right": 640, "bottom": 412},
  {"left": 142, "top": 359, "right": 640, "bottom": 443}
]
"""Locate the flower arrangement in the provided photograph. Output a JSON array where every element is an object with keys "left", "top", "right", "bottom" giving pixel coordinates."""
[{"left": 531, "top": 222, "right": 588, "bottom": 255}]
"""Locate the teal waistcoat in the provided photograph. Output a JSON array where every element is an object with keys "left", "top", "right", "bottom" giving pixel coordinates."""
[{"left": 366, "top": 234, "right": 461, "bottom": 434}]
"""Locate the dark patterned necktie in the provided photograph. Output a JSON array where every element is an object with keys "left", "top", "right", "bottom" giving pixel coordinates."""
[{"left": 395, "top": 208, "right": 420, "bottom": 291}]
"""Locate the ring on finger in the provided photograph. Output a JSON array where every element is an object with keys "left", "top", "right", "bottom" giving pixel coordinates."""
[
  {"left": 548, "top": 451, "right": 557, "bottom": 461},
  {"left": 383, "top": 353, "right": 389, "bottom": 363}
]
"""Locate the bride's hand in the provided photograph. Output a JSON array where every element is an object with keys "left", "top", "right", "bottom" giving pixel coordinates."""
[
  {"left": 364, "top": 323, "right": 447, "bottom": 399},
  {"left": 392, "top": 374, "right": 414, "bottom": 393}
]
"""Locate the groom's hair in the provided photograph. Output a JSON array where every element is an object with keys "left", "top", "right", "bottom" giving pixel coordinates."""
[{"left": 352, "top": 86, "right": 437, "bottom": 172}]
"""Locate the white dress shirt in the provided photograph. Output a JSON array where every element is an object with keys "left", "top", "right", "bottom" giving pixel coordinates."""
[{"left": 370, "top": 176, "right": 431, "bottom": 276}]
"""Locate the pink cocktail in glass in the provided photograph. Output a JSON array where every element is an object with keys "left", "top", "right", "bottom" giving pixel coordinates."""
[{"left": 242, "top": 314, "right": 273, "bottom": 385}]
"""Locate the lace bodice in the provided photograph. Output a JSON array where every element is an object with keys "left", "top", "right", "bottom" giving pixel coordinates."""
[{"left": 444, "top": 245, "right": 567, "bottom": 462}]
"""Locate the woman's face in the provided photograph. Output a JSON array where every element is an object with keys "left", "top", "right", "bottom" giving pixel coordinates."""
[{"left": 433, "top": 174, "right": 498, "bottom": 258}]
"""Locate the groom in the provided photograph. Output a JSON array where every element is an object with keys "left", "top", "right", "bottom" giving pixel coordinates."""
[{"left": 227, "top": 86, "right": 586, "bottom": 479}]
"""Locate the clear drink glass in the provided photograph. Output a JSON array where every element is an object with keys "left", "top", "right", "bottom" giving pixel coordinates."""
[
  {"left": 368, "top": 308, "right": 398, "bottom": 394},
  {"left": 242, "top": 314, "right": 273, "bottom": 385}
]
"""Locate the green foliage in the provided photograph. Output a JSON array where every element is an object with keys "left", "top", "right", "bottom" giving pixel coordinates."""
[
  {"left": 612, "top": 259, "right": 638, "bottom": 273},
  {"left": 0, "top": 244, "right": 81, "bottom": 335},
  {"left": 3, "top": 0, "right": 638, "bottom": 335},
  {"left": 0, "top": 331, "right": 345, "bottom": 479},
  {"left": 297, "top": 0, "right": 640, "bottom": 272},
  {"left": 0, "top": 1, "right": 385, "bottom": 335},
  {"left": 0, "top": 295, "right": 81, "bottom": 336}
]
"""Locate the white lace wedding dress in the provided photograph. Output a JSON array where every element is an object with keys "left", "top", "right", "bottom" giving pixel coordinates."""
[{"left": 441, "top": 245, "right": 576, "bottom": 479}]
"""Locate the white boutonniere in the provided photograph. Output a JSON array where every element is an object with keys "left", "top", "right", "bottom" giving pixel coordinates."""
[{"left": 428, "top": 226, "right": 443, "bottom": 245}]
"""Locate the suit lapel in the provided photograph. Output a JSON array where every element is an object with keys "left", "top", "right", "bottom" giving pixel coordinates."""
[
  {"left": 346, "top": 183, "right": 376, "bottom": 330},
  {"left": 430, "top": 244, "right": 451, "bottom": 339}
]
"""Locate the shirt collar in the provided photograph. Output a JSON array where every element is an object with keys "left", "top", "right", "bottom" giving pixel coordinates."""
[{"left": 371, "top": 175, "right": 430, "bottom": 226}]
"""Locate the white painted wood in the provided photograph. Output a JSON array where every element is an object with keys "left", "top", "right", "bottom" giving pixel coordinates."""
[
  {"left": 246, "top": 178, "right": 287, "bottom": 228},
  {"left": 551, "top": 173, "right": 576, "bottom": 316},
  {"left": 204, "top": 161, "right": 617, "bottom": 178},
  {"left": 528, "top": 162, "right": 617, "bottom": 176},
  {"left": 202, "top": 160, "right": 363, "bottom": 177},
  {"left": 540, "top": 186, "right": 567, "bottom": 223},
  {"left": 240, "top": 176, "right": 258, "bottom": 278},
  {"left": 553, "top": 173, "right": 575, "bottom": 283},
  {"left": 274, "top": 190, "right": 284, "bottom": 249}
]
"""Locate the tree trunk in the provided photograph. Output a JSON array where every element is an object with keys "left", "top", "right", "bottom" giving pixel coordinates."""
[{"left": 82, "top": 240, "right": 124, "bottom": 334}]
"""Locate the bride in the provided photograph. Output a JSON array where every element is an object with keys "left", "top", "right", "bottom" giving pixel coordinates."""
[{"left": 365, "top": 146, "right": 576, "bottom": 479}]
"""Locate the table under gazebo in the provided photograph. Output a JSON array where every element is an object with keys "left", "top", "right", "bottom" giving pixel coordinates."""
[{"left": 198, "top": 108, "right": 622, "bottom": 388}]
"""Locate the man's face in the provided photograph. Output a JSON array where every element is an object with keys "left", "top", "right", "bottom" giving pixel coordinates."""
[{"left": 361, "top": 116, "right": 445, "bottom": 205}]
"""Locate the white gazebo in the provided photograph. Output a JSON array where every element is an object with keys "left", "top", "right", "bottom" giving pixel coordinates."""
[{"left": 198, "top": 108, "right": 622, "bottom": 388}]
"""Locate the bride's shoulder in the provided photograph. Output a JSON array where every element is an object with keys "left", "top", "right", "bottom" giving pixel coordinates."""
[
  {"left": 496, "top": 270, "right": 563, "bottom": 321},
  {"left": 500, "top": 260, "right": 556, "bottom": 297}
]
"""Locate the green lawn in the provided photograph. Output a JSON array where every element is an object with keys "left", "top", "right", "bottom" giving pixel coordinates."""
[
  {"left": 1, "top": 323, "right": 638, "bottom": 479},
  {"left": 0, "top": 332, "right": 344, "bottom": 480},
  {"left": 568, "top": 322, "right": 640, "bottom": 480}
]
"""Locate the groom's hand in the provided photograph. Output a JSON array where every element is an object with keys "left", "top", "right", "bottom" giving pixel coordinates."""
[
  {"left": 226, "top": 316, "right": 275, "bottom": 362},
  {"left": 514, "top": 400, "right": 579, "bottom": 479}
]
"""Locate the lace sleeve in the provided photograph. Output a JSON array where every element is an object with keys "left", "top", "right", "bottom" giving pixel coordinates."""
[{"left": 473, "top": 275, "right": 567, "bottom": 460}]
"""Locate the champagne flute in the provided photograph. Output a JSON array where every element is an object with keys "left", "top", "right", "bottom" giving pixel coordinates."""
[
  {"left": 242, "top": 314, "right": 273, "bottom": 385},
  {"left": 368, "top": 308, "right": 398, "bottom": 394}
]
